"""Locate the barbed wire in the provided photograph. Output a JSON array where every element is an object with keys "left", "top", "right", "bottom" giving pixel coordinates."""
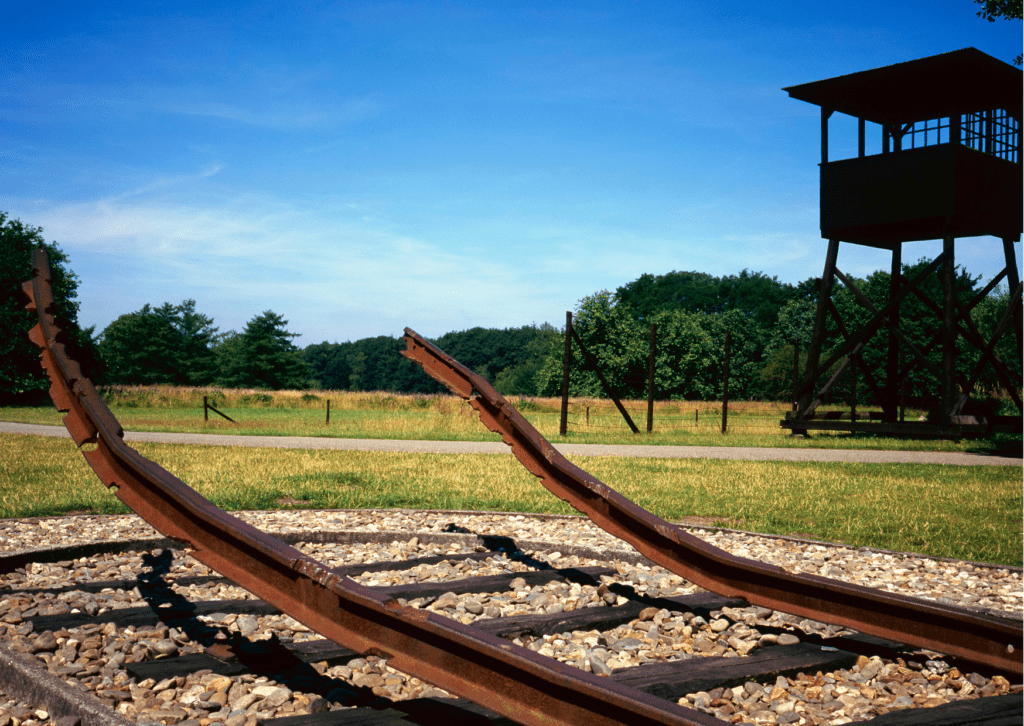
[{"left": 560, "top": 399, "right": 920, "bottom": 433}]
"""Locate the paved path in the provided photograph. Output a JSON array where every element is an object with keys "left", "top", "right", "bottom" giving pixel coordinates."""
[{"left": 3, "top": 421, "right": 1019, "bottom": 466}]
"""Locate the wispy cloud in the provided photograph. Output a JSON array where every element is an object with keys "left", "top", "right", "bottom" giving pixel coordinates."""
[
  {"left": 161, "top": 97, "right": 380, "bottom": 130},
  {"left": 4, "top": 191, "right": 575, "bottom": 340}
]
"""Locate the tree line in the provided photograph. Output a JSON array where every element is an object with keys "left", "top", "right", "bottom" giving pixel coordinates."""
[
  {"left": 535, "top": 266, "right": 1015, "bottom": 405},
  {"left": 2, "top": 212, "right": 1016, "bottom": 406}
]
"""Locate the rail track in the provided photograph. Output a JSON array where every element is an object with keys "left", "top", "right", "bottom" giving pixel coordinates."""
[{"left": 5, "top": 248, "right": 1021, "bottom": 725}]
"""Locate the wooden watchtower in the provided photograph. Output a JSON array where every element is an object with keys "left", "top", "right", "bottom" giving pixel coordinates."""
[{"left": 781, "top": 48, "right": 1022, "bottom": 436}]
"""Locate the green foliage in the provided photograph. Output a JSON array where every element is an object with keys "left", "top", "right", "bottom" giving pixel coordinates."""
[
  {"left": 973, "top": 0, "right": 1023, "bottom": 65},
  {"left": 303, "top": 325, "right": 557, "bottom": 395},
  {"left": 534, "top": 290, "right": 772, "bottom": 401},
  {"left": 434, "top": 324, "right": 558, "bottom": 396},
  {"left": 0, "top": 212, "right": 103, "bottom": 402},
  {"left": 532, "top": 259, "right": 1017, "bottom": 411},
  {"left": 216, "top": 311, "right": 312, "bottom": 390},
  {"left": 99, "top": 300, "right": 218, "bottom": 386},
  {"left": 614, "top": 269, "right": 799, "bottom": 328}
]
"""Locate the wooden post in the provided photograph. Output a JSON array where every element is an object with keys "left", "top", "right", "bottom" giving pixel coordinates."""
[
  {"left": 646, "top": 323, "right": 657, "bottom": 434},
  {"left": 326, "top": 399, "right": 330, "bottom": 425},
  {"left": 941, "top": 236, "right": 956, "bottom": 428},
  {"left": 797, "top": 239, "right": 840, "bottom": 430},
  {"left": 792, "top": 339, "right": 800, "bottom": 408},
  {"left": 721, "top": 330, "right": 731, "bottom": 434},
  {"left": 885, "top": 245, "right": 902, "bottom": 423},
  {"left": 1003, "top": 237, "right": 1022, "bottom": 370},
  {"left": 850, "top": 359, "right": 858, "bottom": 423},
  {"left": 900, "top": 375, "right": 906, "bottom": 423},
  {"left": 570, "top": 327, "right": 640, "bottom": 434},
  {"left": 821, "top": 107, "right": 833, "bottom": 164},
  {"left": 204, "top": 395, "right": 209, "bottom": 422},
  {"left": 559, "top": 312, "right": 572, "bottom": 436}
]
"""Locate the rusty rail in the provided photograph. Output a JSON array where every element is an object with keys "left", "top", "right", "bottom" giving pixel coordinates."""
[
  {"left": 401, "top": 328, "right": 1023, "bottom": 676},
  {"left": 23, "top": 250, "right": 722, "bottom": 725}
]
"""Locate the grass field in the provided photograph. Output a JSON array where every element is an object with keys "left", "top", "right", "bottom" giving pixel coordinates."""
[
  {"left": 1, "top": 385, "right": 1017, "bottom": 453},
  {"left": 1, "top": 431, "right": 1020, "bottom": 566},
  {"left": 2, "top": 385, "right": 1020, "bottom": 566}
]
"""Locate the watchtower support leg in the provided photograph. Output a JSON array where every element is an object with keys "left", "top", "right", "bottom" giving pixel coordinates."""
[
  {"left": 1003, "top": 238, "right": 1022, "bottom": 371},
  {"left": 884, "top": 244, "right": 902, "bottom": 423},
  {"left": 796, "top": 239, "right": 840, "bottom": 431},
  {"left": 941, "top": 236, "right": 957, "bottom": 428}
]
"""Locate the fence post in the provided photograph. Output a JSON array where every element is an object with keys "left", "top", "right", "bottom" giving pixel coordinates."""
[
  {"left": 326, "top": 399, "right": 331, "bottom": 425},
  {"left": 204, "top": 396, "right": 209, "bottom": 422},
  {"left": 559, "top": 311, "right": 572, "bottom": 436},
  {"left": 792, "top": 339, "right": 800, "bottom": 410},
  {"left": 721, "top": 330, "right": 731, "bottom": 434},
  {"left": 646, "top": 323, "right": 657, "bottom": 433},
  {"left": 850, "top": 361, "right": 857, "bottom": 423}
]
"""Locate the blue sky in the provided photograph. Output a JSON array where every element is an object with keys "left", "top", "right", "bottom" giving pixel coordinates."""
[{"left": 3, "top": 0, "right": 1020, "bottom": 345}]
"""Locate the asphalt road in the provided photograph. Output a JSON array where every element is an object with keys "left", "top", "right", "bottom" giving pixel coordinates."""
[{"left": 2, "top": 422, "right": 1019, "bottom": 466}]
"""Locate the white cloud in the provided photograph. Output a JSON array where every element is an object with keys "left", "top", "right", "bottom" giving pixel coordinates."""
[{"left": 3, "top": 190, "right": 574, "bottom": 341}]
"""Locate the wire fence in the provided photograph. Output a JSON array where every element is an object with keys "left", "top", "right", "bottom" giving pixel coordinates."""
[{"left": 561, "top": 399, "right": 923, "bottom": 435}]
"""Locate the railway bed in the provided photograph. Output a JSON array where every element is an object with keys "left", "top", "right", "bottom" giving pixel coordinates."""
[
  {"left": 11, "top": 249, "right": 1023, "bottom": 725},
  {"left": 1, "top": 510, "right": 1021, "bottom": 726}
]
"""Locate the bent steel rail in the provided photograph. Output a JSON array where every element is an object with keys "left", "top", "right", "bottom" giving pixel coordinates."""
[
  {"left": 23, "top": 250, "right": 720, "bottom": 726},
  {"left": 401, "top": 328, "right": 1023, "bottom": 676}
]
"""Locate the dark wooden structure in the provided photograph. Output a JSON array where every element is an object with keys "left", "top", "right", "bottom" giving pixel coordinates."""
[{"left": 780, "top": 48, "right": 1022, "bottom": 436}]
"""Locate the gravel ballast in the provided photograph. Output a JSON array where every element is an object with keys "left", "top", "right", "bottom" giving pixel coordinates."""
[{"left": 0, "top": 509, "right": 1020, "bottom": 726}]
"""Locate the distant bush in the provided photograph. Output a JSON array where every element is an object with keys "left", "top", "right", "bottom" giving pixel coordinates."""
[{"left": 240, "top": 393, "right": 274, "bottom": 406}]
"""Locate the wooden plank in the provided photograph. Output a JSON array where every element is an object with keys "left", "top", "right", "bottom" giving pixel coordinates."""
[
  {"left": 329, "top": 551, "right": 498, "bottom": 578},
  {"left": 5, "top": 552, "right": 503, "bottom": 597},
  {"left": 30, "top": 599, "right": 280, "bottom": 632},
  {"left": 847, "top": 693, "right": 1022, "bottom": 725},
  {"left": 125, "top": 639, "right": 360, "bottom": 682},
  {"left": 28, "top": 567, "right": 611, "bottom": 632},
  {"left": 609, "top": 643, "right": 859, "bottom": 701},
  {"left": 475, "top": 591, "right": 744, "bottom": 639},
  {"left": 379, "top": 566, "right": 613, "bottom": 601},
  {"left": 256, "top": 698, "right": 514, "bottom": 725},
  {"left": 125, "top": 652, "right": 249, "bottom": 681}
]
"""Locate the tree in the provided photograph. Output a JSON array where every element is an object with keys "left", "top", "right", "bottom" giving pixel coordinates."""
[
  {"left": 613, "top": 268, "right": 796, "bottom": 328},
  {"left": 216, "top": 311, "right": 311, "bottom": 390},
  {"left": 1, "top": 212, "right": 102, "bottom": 402},
  {"left": 974, "top": 0, "right": 1023, "bottom": 65},
  {"left": 98, "top": 300, "right": 218, "bottom": 386}
]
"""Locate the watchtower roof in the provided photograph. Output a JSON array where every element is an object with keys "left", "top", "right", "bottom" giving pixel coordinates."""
[{"left": 783, "top": 47, "right": 1022, "bottom": 125}]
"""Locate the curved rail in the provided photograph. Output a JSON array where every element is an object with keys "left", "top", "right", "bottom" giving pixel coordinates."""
[
  {"left": 23, "top": 250, "right": 720, "bottom": 726},
  {"left": 401, "top": 328, "right": 1023, "bottom": 676}
]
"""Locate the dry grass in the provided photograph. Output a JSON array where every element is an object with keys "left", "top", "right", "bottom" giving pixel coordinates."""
[{"left": 1, "top": 386, "right": 1010, "bottom": 453}]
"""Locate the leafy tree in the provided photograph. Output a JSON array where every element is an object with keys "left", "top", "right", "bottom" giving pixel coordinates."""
[
  {"left": 0, "top": 213, "right": 102, "bottom": 402},
  {"left": 974, "top": 0, "right": 1023, "bottom": 65},
  {"left": 614, "top": 268, "right": 796, "bottom": 328},
  {"left": 433, "top": 325, "right": 558, "bottom": 395},
  {"left": 99, "top": 300, "right": 218, "bottom": 385},
  {"left": 216, "top": 311, "right": 311, "bottom": 390},
  {"left": 534, "top": 292, "right": 767, "bottom": 400}
]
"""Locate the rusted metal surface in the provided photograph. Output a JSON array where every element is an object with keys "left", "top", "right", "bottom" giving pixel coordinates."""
[
  {"left": 23, "top": 249, "right": 722, "bottom": 726},
  {"left": 401, "top": 328, "right": 1023, "bottom": 676}
]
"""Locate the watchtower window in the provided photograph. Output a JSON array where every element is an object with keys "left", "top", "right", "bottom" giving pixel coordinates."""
[
  {"left": 962, "top": 109, "right": 1018, "bottom": 163},
  {"left": 899, "top": 117, "right": 950, "bottom": 150}
]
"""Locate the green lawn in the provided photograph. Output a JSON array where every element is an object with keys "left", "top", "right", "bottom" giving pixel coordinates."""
[{"left": 2, "top": 432, "right": 1020, "bottom": 566}]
